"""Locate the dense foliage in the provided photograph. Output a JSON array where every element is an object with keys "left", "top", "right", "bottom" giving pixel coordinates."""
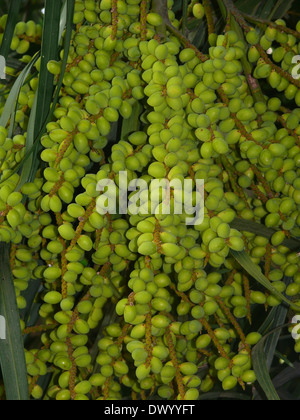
[{"left": 0, "top": 0, "right": 300, "bottom": 401}]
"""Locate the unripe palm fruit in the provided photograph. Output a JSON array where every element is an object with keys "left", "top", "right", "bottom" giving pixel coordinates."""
[
  {"left": 146, "top": 13, "right": 163, "bottom": 27},
  {"left": 222, "top": 376, "right": 238, "bottom": 391},
  {"left": 193, "top": 3, "right": 205, "bottom": 19},
  {"left": 136, "top": 364, "right": 151, "bottom": 381},
  {"left": 47, "top": 60, "right": 62, "bottom": 75},
  {"left": 58, "top": 223, "right": 76, "bottom": 240},
  {"left": 245, "top": 332, "right": 262, "bottom": 345},
  {"left": 44, "top": 291, "right": 62, "bottom": 305},
  {"left": 246, "top": 30, "right": 260, "bottom": 45}
]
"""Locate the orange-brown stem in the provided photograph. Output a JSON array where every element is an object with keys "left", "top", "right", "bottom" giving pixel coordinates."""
[
  {"left": 165, "top": 327, "right": 186, "bottom": 399},
  {"left": 215, "top": 296, "right": 251, "bottom": 353}
]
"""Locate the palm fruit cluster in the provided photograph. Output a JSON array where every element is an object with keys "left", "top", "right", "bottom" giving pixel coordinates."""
[{"left": 0, "top": 0, "right": 299, "bottom": 401}]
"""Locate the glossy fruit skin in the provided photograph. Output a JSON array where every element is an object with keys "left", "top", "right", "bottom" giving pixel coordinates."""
[{"left": 193, "top": 3, "right": 205, "bottom": 20}]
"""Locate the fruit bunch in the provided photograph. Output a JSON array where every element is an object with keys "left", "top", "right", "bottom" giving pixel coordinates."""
[{"left": 0, "top": 0, "right": 299, "bottom": 401}]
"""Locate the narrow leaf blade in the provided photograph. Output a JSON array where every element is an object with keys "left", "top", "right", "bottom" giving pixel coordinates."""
[
  {"left": 18, "top": 0, "right": 62, "bottom": 187},
  {"left": 230, "top": 250, "right": 300, "bottom": 311},
  {"left": 264, "top": 304, "right": 288, "bottom": 370},
  {"left": 252, "top": 324, "right": 290, "bottom": 401},
  {"left": 0, "top": 243, "right": 28, "bottom": 400},
  {"left": 0, "top": 0, "right": 22, "bottom": 60},
  {"left": 230, "top": 218, "right": 300, "bottom": 251},
  {"left": 0, "top": 55, "right": 39, "bottom": 129}
]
